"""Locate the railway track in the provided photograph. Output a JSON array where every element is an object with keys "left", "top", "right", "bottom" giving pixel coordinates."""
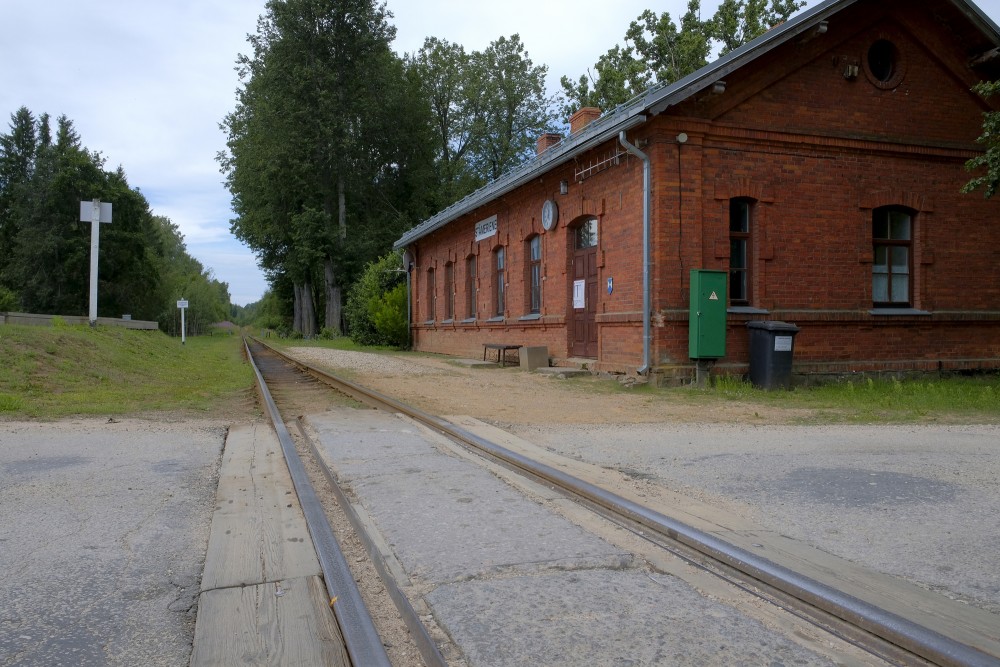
[{"left": 243, "top": 337, "right": 1000, "bottom": 667}]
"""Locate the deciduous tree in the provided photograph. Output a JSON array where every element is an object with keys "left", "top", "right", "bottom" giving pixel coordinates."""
[
  {"left": 560, "top": 0, "right": 806, "bottom": 121},
  {"left": 964, "top": 80, "right": 1000, "bottom": 199}
]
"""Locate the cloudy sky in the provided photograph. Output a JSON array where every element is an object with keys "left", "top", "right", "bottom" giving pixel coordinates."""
[{"left": 4, "top": 0, "right": 1000, "bottom": 306}]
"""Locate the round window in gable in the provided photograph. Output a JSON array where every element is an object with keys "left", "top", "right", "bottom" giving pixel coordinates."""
[{"left": 864, "top": 38, "right": 905, "bottom": 89}]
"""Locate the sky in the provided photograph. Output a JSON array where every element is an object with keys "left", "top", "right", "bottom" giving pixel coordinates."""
[{"left": 4, "top": 0, "right": 1000, "bottom": 306}]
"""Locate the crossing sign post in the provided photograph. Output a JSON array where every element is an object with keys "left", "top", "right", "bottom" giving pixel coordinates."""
[
  {"left": 79, "top": 199, "right": 112, "bottom": 325},
  {"left": 177, "top": 299, "right": 189, "bottom": 345}
]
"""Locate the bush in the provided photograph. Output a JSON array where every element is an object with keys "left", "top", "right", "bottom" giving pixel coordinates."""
[
  {"left": 345, "top": 252, "right": 405, "bottom": 346},
  {"left": 0, "top": 286, "right": 18, "bottom": 312},
  {"left": 370, "top": 283, "right": 408, "bottom": 348}
]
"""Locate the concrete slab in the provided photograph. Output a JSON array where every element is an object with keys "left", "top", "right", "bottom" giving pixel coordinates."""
[
  {"left": 307, "top": 410, "right": 856, "bottom": 666},
  {"left": 427, "top": 569, "right": 834, "bottom": 667},
  {"left": 309, "top": 410, "right": 629, "bottom": 584},
  {"left": 514, "top": 422, "right": 1000, "bottom": 615}
]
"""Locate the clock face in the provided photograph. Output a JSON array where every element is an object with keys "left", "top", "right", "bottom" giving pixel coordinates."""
[{"left": 541, "top": 199, "right": 558, "bottom": 230}]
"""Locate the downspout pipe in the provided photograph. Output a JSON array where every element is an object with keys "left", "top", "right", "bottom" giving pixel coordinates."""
[{"left": 619, "top": 129, "right": 652, "bottom": 375}]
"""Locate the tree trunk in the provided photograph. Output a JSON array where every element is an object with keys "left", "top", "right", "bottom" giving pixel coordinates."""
[
  {"left": 301, "top": 279, "right": 316, "bottom": 337},
  {"left": 324, "top": 257, "right": 341, "bottom": 334},
  {"left": 322, "top": 175, "right": 347, "bottom": 334},
  {"left": 337, "top": 175, "right": 347, "bottom": 241},
  {"left": 293, "top": 283, "right": 303, "bottom": 334}
]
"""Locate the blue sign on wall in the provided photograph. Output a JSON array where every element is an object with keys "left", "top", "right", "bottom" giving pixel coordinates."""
[{"left": 607, "top": 277, "right": 613, "bottom": 295}]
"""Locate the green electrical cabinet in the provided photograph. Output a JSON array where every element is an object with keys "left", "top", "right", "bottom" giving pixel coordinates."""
[{"left": 689, "top": 269, "right": 727, "bottom": 359}]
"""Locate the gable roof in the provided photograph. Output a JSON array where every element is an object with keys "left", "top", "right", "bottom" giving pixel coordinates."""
[{"left": 394, "top": 0, "right": 1000, "bottom": 251}]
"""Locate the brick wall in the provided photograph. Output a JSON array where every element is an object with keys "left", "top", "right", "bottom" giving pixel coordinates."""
[{"left": 405, "top": 0, "right": 1000, "bottom": 379}]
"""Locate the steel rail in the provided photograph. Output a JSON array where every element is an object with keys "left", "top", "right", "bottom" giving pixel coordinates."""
[
  {"left": 244, "top": 339, "right": 391, "bottom": 667},
  {"left": 254, "top": 338, "right": 1000, "bottom": 667},
  {"left": 294, "top": 417, "right": 450, "bottom": 667}
]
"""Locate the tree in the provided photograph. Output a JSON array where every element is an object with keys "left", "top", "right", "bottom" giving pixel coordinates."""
[
  {"left": 6, "top": 115, "right": 103, "bottom": 314},
  {"left": 1, "top": 108, "right": 224, "bottom": 325},
  {"left": 560, "top": 0, "right": 806, "bottom": 121},
  {"left": 221, "top": 0, "right": 427, "bottom": 336},
  {"left": 471, "top": 35, "right": 558, "bottom": 181},
  {"left": 712, "top": 0, "right": 806, "bottom": 56},
  {"left": 629, "top": 4, "right": 713, "bottom": 85},
  {"left": 964, "top": 80, "right": 1000, "bottom": 199},
  {"left": 0, "top": 107, "right": 38, "bottom": 282},
  {"left": 406, "top": 37, "right": 487, "bottom": 206},
  {"left": 151, "top": 215, "right": 231, "bottom": 333},
  {"left": 559, "top": 44, "right": 651, "bottom": 120}
]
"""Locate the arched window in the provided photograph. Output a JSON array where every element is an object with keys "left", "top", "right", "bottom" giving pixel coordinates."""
[
  {"left": 443, "top": 261, "right": 455, "bottom": 321},
  {"left": 465, "top": 254, "right": 477, "bottom": 320},
  {"left": 526, "top": 235, "right": 542, "bottom": 314},
  {"left": 574, "top": 217, "right": 598, "bottom": 249},
  {"left": 872, "top": 206, "right": 912, "bottom": 306},
  {"left": 425, "top": 267, "right": 436, "bottom": 322},
  {"left": 493, "top": 246, "right": 505, "bottom": 318},
  {"left": 729, "top": 198, "right": 754, "bottom": 306}
]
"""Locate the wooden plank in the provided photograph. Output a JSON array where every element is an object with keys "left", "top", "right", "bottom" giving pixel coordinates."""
[
  {"left": 201, "top": 423, "right": 320, "bottom": 591},
  {"left": 190, "top": 575, "right": 349, "bottom": 667}
]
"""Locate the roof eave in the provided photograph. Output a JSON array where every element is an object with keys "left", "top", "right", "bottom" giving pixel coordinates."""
[{"left": 393, "top": 111, "right": 648, "bottom": 249}]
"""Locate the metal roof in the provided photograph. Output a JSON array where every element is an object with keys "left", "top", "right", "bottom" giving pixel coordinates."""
[{"left": 393, "top": 0, "right": 1000, "bottom": 250}]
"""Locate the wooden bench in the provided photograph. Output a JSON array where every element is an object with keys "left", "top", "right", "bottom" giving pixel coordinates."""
[{"left": 483, "top": 343, "right": 521, "bottom": 367}]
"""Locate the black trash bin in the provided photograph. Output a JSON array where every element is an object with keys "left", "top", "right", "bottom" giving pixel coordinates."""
[{"left": 747, "top": 321, "right": 800, "bottom": 390}]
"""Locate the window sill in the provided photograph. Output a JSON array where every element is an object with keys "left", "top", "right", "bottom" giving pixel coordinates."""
[
  {"left": 423, "top": 320, "right": 435, "bottom": 325},
  {"left": 486, "top": 316, "right": 504, "bottom": 323},
  {"left": 518, "top": 313, "right": 541, "bottom": 321},
  {"left": 728, "top": 306, "right": 769, "bottom": 315},
  {"left": 869, "top": 308, "right": 931, "bottom": 316},
  {"left": 461, "top": 317, "right": 476, "bottom": 324},
  {"left": 441, "top": 319, "right": 454, "bottom": 324}
]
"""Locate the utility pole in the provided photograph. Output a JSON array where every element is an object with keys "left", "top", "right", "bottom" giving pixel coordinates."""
[{"left": 79, "top": 199, "right": 112, "bottom": 326}]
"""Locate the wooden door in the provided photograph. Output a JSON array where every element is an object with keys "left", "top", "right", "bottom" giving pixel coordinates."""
[{"left": 571, "top": 219, "right": 598, "bottom": 358}]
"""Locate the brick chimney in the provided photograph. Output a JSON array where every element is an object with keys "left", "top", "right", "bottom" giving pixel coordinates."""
[
  {"left": 569, "top": 107, "right": 601, "bottom": 134},
  {"left": 536, "top": 132, "right": 562, "bottom": 155}
]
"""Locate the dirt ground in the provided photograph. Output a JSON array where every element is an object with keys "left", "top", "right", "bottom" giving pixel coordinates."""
[{"left": 284, "top": 346, "right": 811, "bottom": 426}]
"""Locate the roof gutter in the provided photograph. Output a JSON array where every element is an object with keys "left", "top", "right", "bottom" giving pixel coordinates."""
[{"left": 618, "top": 129, "right": 652, "bottom": 376}]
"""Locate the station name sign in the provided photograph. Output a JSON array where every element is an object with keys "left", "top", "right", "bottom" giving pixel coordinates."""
[{"left": 474, "top": 215, "right": 498, "bottom": 242}]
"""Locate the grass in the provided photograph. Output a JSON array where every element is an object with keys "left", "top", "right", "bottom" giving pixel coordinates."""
[
  {"left": 0, "top": 323, "right": 255, "bottom": 420},
  {"left": 684, "top": 373, "right": 1000, "bottom": 423},
  {"left": 7, "top": 323, "right": 994, "bottom": 424}
]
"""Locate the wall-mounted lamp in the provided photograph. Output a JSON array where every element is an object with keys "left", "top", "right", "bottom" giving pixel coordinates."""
[
  {"left": 711, "top": 80, "right": 727, "bottom": 95},
  {"left": 676, "top": 132, "right": 688, "bottom": 144},
  {"left": 843, "top": 63, "right": 859, "bottom": 80},
  {"left": 559, "top": 180, "right": 569, "bottom": 195}
]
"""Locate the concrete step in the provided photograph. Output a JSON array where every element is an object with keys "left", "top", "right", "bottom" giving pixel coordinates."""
[{"left": 534, "top": 366, "right": 591, "bottom": 379}]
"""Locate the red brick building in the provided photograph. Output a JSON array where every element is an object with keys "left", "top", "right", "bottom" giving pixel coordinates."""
[{"left": 394, "top": 0, "right": 1000, "bottom": 382}]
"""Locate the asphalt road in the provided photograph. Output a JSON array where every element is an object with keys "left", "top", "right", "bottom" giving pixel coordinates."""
[{"left": 0, "top": 419, "right": 226, "bottom": 667}]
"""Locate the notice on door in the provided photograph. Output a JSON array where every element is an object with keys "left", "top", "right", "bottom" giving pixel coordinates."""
[{"left": 573, "top": 280, "right": 585, "bottom": 309}]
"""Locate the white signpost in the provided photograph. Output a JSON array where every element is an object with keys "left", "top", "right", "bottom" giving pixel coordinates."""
[
  {"left": 79, "top": 199, "right": 112, "bottom": 325},
  {"left": 177, "top": 299, "right": 189, "bottom": 345}
]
